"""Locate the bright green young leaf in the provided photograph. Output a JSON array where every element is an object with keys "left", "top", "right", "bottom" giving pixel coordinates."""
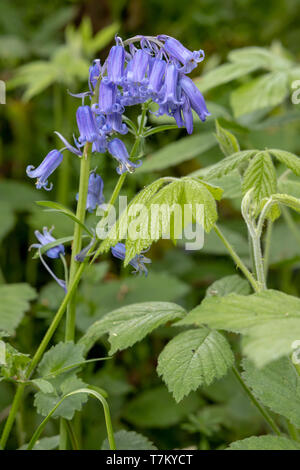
[
  {"left": 269, "top": 149, "right": 300, "bottom": 177},
  {"left": 200, "top": 150, "right": 257, "bottom": 180},
  {"left": 157, "top": 328, "right": 234, "bottom": 402},
  {"left": 230, "top": 72, "right": 288, "bottom": 117},
  {"left": 242, "top": 357, "right": 300, "bottom": 427},
  {"left": 178, "top": 290, "right": 300, "bottom": 366},
  {"left": 137, "top": 132, "right": 216, "bottom": 173},
  {"left": 228, "top": 435, "right": 300, "bottom": 450},
  {"left": 263, "top": 193, "right": 300, "bottom": 215},
  {"left": 242, "top": 151, "right": 280, "bottom": 220},
  {"left": 215, "top": 120, "right": 240, "bottom": 156},
  {"left": 80, "top": 302, "right": 185, "bottom": 356},
  {"left": 101, "top": 430, "right": 157, "bottom": 450},
  {"left": 0, "top": 283, "right": 37, "bottom": 334}
]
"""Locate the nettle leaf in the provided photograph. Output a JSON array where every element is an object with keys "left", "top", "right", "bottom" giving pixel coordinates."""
[
  {"left": 178, "top": 290, "right": 300, "bottom": 367},
  {"left": 205, "top": 275, "right": 250, "bottom": 298},
  {"left": 242, "top": 151, "right": 280, "bottom": 220},
  {"left": 199, "top": 150, "right": 257, "bottom": 180},
  {"left": 122, "top": 385, "right": 201, "bottom": 428},
  {"left": 242, "top": 357, "right": 300, "bottom": 427},
  {"left": 228, "top": 435, "right": 300, "bottom": 451},
  {"left": 215, "top": 120, "right": 240, "bottom": 157},
  {"left": 101, "top": 430, "right": 157, "bottom": 450},
  {"left": 0, "top": 283, "right": 37, "bottom": 334},
  {"left": 157, "top": 328, "right": 234, "bottom": 402},
  {"left": 80, "top": 302, "right": 185, "bottom": 356},
  {"left": 230, "top": 72, "right": 288, "bottom": 117},
  {"left": 137, "top": 132, "right": 216, "bottom": 173},
  {"left": 33, "top": 342, "right": 88, "bottom": 419},
  {"left": 99, "top": 177, "right": 219, "bottom": 264},
  {"left": 269, "top": 149, "right": 300, "bottom": 177}
]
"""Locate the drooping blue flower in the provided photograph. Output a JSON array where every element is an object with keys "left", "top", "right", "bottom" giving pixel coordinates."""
[
  {"left": 180, "top": 75, "right": 210, "bottom": 122},
  {"left": 106, "top": 112, "right": 128, "bottom": 135},
  {"left": 160, "top": 35, "right": 205, "bottom": 73},
  {"left": 147, "top": 58, "right": 166, "bottom": 98},
  {"left": 111, "top": 242, "right": 151, "bottom": 276},
  {"left": 89, "top": 59, "right": 101, "bottom": 90},
  {"left": 108, "top": 138, "right": 142, "bottom": 174},
  {"left": 97, "top": 81, "right": 123, "bottom": 115},
  {"left": 32, "top": 227, "right": 65, "bottom": 259},
  {"left": 30, "top": 228, "right": 66, "bottom": 292},
  {"left": 76, "top": 105, "right": 99, "bottom": 144},
  {"left": 126, "top": 49, "right": 150, "bottom": 86},
  {"left": 104, "top": 45, "right": 125, "bottom": 85},
  {"left": 76, "top": 172, "right": 104, "bottom": 212},
  {"left": 26, "top": 149, "right": 63, "bottom": 191},
  {"left": 157, "top": 64, "right": 182, "bottom": 115}
]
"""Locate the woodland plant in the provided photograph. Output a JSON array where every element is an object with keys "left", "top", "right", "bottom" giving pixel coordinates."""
[{"left": 2, "top": 33, "right": 300, "bottom": 451}]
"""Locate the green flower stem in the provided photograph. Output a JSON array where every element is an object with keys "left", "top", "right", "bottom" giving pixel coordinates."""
[
  {"left": 263, "top": 219, "right": 273, "bottom": 277},
  {"left": 65, "top": 143, "right": 92, "bottom": 341},
  {"left": 251, "top": 232, "right": 267, "bottom": 291},
  {"left": 232, "top": 366, "right": 281, "bottom": 436},
  {"left": 213, "top": 225, "right": 260, "bottom": 292},
  {"left": 0, "top": 384, "right": 25, "bottom": 449}
]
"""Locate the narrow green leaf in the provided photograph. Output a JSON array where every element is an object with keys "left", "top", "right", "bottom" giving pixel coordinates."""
[{"left": 215, "top": 120, "right": 240, "bottom": 156}]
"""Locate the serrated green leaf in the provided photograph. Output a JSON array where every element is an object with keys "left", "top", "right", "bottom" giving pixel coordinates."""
[
  {"left": 242, "top": 151, "right": 279, "bottom": 220},
  {"left": 122, "top": 386, "right": 201, "bottom": 428},
  {"left": 215, "top": 120, "right": 240, "bottom": 157},
  {"left": 269, "top": 149, "right": 300, "bottom": 177},
  {"left": 200, "top": 150, "right": 257, "bottom": 180},
  {"left": 264, "top": 193, "right": 300, "bottom": 214},
  {"left": 80, "top": 302, "right": 185, "bottom": 356},
  {"left": 205, "top": 275, "right": 250, "bottom": 298},
  {"left": 37, "top": 342, "right": 85, "bottom": 378},
  {"left": 19, "top": 435, "right": 60, "bottom": 451},
  {"left": 242, "top": 357, "right": 300, "bottom": 427},
  {"left": 137, "top": 133, "right": 216, "bottom": 173},
  {"left": 0, "top": 283, "right": 37, "bottom": 334},
  {"left": 101, "top": 430, "right": 157, "bottom": 450},
  {"left": 34, "top": 375, "right": 88, "bottom": 420},
  {"left": 178, "top": 289, "right": 300, "bottom": 366},
  {"left": 230, "top": 72, "right": 288, "bottom": 117},
  {"left": 228, "top": 435, "right": 300, "bottom": 450},
  {"left": 32, "top": 378, "right": 54, "bottom": 394},
  {"left": 157, "top": 328, "right": 234, "bottom": 402}
]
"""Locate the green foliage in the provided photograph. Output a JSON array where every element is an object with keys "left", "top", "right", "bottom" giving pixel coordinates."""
[
  {"left": 228, "top": 435, "right": 300, "bottom": 450},
  {"left": 215, "top": 120, "right": 240, "bottom": 157},
  {"left": 122, "top": 386, "right": 201, "bottom": 428},
  {"left": 138, "top": 132, "right": 216, "bottom": 172},
  {"left": 99, "top": 177, "right": 220, "bottom": 263},
  {"left": 178, "top": 290, "right": 300, "bottom": 366},
  {"left": 0, "top": 343, "right": 30, "bottom": 381},
  {"left": 34, "top": 342, "right": 88, "bottom": 419},
  {"left": 0, "top": 283, "right": 36, "bottom": 334},
  {"left": 205, "top": 275, "right": 250, "bottom": 297},
  {"left": 79, "top": 302, "right": 186, "bottom": 355},
  {"left": 242, "top": 358, "right": 300, "bottom": 427},
  {"left": 101, "top": 430, "right": 157, "bottom": 450},
  {"left": 157, "top": 328, "right": 234, "bottom": 402}
]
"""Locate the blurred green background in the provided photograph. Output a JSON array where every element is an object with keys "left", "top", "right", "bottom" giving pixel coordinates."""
[{"left": 1, "top": 0, "right": 300, "bottom": 450}]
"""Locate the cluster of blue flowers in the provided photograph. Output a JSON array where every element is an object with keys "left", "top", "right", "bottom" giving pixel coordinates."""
[{"left": 27, "top": 35, "right": 209, "bottom": 280}]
